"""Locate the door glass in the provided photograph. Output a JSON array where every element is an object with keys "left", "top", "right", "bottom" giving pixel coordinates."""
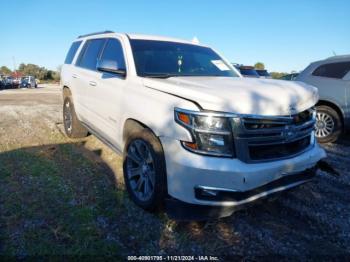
[
  {"left": 64, "top": 41, "right": 82, "bottom": 64},
  {"left": 312, "top": 62, "right": 350, "bottom": 79},
  {"left": 78, "top": 39, "right": 106, "bottom": 71},
  {"left": 100, "top": 38, "right": 126, "bottom": 70}
]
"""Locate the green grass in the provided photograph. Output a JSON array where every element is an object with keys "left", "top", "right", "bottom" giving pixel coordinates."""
[
  {"left": 0, "top": 144, "right": 125, "bottom": 257},
  {"left": 0, "top": 141, "right": 243, "bottom": 258}
]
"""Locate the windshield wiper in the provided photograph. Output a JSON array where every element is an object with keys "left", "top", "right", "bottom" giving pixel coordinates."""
[{"left": 142, "top": 73, "right": 180, "bottom": 79}]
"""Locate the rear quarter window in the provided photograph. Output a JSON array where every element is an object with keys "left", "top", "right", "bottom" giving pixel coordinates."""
[
  {"left": 64, "top": 41, "right": 82, "bottom": 64},
  {"left": 312, "top": 61, "right": 350, "bottom": 79}
]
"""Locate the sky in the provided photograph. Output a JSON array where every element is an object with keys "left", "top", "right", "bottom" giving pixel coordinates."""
[{"left": 1, "top": 0, "right": 349, "bottom": 72}]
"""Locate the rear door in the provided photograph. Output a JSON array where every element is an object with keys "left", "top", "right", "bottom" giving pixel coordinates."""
[
  {"left": 74, "top": 38, "right": 107, "bottom": 128},
  {"left": 307, "top": 61, "right": 350, "bottom": 112},
  {"left": 62, "top": 40, "right": 83, "bottom": 110}
]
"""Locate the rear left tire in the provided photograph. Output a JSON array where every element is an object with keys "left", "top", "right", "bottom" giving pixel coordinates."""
[{"left": 63, "top": 97, "right": 88, "bottom": 138}]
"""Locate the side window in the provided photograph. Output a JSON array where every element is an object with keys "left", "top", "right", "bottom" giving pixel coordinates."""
[
  {"left": 100, "top": 38, "right": 126, "bottom": 70},
  {"left": 77, "top": 39, "right": 106, "bottom": 70},
  {"left": 64, "top": 41, "right": 82, "bottom": 64},
  {"left": 312, "top": 62, "right": 350, "bottom": 79}
]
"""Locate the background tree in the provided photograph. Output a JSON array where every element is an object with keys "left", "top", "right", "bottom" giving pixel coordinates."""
[
  {"left": 17, "top": 63, "right": 60, "bottom": 81},
  {"left": 270, "top": 71, "right": 288, "bottom": 79},
  {"left": 254, "top": 62, "right": 265, "bottom": 70},
  {"left": 0, "top": 66, "right": 12, "bottom": 75}
]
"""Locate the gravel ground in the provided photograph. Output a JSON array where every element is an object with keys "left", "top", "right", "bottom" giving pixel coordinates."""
[{"left": 0, "top": 85, "right": 349, "bottom": 260}]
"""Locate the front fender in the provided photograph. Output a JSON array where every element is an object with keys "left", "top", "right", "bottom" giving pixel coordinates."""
[{"left": 120, "top": 85, "right": 199, "bottom": 147}]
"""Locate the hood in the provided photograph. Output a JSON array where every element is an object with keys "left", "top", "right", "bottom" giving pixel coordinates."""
[{"left": 142, "top": 77, "right": 318, "bottom": 116}]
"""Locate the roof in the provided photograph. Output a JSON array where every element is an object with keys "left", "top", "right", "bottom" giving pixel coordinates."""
[
  {"left": 127, "top": 33, "right": 204, "bottom": 46},
  {"left": 325, "top": 54, "right": 350, "bottom": 61},
  {"left": 76, "top": 31, "right": 205, "bottom": 46}
]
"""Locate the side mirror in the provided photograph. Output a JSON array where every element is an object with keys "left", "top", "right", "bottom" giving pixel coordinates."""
[{"left": 97, "top": 59, "right": 126, "bottom": 77}]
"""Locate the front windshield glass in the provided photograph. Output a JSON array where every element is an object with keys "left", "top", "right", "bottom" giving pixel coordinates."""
[{"left": 130, "top": 40, "right": 239, "bottom": 78}]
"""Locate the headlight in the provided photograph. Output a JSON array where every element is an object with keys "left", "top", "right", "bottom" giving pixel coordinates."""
[{"left": 175, "top": 108, "right": 235, "bottom": 157}]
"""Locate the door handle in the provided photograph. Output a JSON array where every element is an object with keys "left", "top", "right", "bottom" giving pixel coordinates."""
[
  {"left": 72, "top": 74, "right": 78, "bottom": 78},
  {"left": 89, "top": 81, "right": 97, "bottom": 86}
]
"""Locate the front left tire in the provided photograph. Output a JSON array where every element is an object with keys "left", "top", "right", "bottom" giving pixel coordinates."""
[{"left": 123, "top": 128, "right": 167, "bottom": 211}]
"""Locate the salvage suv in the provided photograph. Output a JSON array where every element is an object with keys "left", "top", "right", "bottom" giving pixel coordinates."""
[{"left": 61, "top": 31, "right": 326, "bottom": 219}]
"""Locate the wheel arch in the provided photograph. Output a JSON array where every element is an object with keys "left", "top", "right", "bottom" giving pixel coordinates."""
[
  {"left": 123, "top": 118, "right": 156, "bottom": 143},
  {"left": 316, "top": 100, "right": 344, "bottom": 128},
  {"left": 62, "top": 85, "right": 72, "bottom": 98}
]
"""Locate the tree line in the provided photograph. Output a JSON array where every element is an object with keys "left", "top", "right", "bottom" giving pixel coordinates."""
[
  {"left": 253, "top": 62, "right": 292, "bottom": 79},
  {"left": 0, "top": 64, "right": 60, "bottom": 81}
]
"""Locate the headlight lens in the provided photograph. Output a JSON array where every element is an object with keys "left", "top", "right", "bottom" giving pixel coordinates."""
[{"left": 175, "top": 109, "right": 235, "bottom": 157}]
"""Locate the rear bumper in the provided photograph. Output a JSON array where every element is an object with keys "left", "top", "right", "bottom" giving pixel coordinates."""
[{"left": 166, "top": 166, "right": 317, "bottom": 220}]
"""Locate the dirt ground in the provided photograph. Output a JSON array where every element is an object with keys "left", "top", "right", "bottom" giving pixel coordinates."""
[{"left": 0, "top": 85, "right": 349, "bottom": 259}]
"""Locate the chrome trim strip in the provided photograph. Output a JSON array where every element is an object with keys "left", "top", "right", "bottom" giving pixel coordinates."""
[
  {"left": 195, "top": 185, "right": 240, "bottom": 193},
  {"left": 193, "top": 128, "right": 231, "bottom": 135},
  {"left": 175, "top": 107, "right": 316, "bottom": 120}
]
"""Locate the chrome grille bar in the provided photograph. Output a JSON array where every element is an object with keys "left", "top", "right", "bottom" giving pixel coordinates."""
[{"left": 232, "top": 108, "right": 316, "bottom": 163}]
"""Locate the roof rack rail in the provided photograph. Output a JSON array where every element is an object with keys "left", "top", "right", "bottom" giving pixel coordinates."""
[{"left": 77, "top": 30, "right": 114, "bottom": 39}]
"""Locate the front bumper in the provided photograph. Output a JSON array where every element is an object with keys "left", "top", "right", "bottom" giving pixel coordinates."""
[
  {"left": 166, "top": 167, "right": 317, "bottom": 220},
  {"left": 160, "top": 137, "right": 326, "bottom": 209}
]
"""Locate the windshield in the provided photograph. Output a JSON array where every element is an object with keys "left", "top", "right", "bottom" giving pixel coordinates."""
[{"left": 130, "top": 40, "right": 239, "bottom": 78}]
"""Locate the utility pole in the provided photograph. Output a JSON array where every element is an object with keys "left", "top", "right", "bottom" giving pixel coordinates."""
[{"left": 11, "top": 56, "right": 19, "bottom": 87}]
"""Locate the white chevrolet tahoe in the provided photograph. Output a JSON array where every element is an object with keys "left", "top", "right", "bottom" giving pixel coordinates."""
[{"left": 61, "top": 31, "right": 326, "bottom": 219}]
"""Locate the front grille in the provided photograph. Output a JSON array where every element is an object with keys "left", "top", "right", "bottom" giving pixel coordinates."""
[
  {"left": 233, "top": 108, "right": 315, "bottom": 162},
  {"left": 249, "top": 136, "right": 311, "bottom": 160}
]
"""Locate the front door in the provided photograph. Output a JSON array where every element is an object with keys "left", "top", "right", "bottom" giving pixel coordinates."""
[{"left": 89, "top": 37, "right": 128, "bottom": 147}]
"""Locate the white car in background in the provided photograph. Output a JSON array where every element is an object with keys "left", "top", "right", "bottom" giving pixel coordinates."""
[{"left": 296, "top": 55, "right": 350, "bottom": 143}]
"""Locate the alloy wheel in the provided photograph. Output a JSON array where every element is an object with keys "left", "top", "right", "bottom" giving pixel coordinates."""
[
  {"left": 126, "top": 139, "right": 156, "bottom": 201},
  {"left": 315, "top": 112, "right": 334, "bottom": 138},
  {"left": 64, "top": 100, "right": 73, "bottom": 133}
]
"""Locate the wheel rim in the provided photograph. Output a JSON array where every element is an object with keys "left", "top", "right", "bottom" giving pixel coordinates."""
[
  {"left": 126, "top": 139, "right": 155, "bottom": 201},
  {"left": 64, "top": 100, "right": 73, "bottom": 133},
  {"left": 315, "top": 112, "right": 334, "bottom": 138}
]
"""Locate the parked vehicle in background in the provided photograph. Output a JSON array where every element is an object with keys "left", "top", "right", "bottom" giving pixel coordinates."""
[
  {"left": 3, "top": 77, "right": 15, "bottom": 89},
  {"left": 12, "top": 78, "right": 20, "bottom": 88},
  {"left": 279, "top": 73, "right": 299, "bottom": 81},
  {"left": 256, "top": 69, "right": 272, "bottom": 79},
  {"left": 20, "top": 76, "right": 37, "bottom": 88},
  {"left": 296, "top": 55, "right": 350, "bottom": 143},
  {"left": 238, "top": 65, "right": 260, "bottom": 78},
  {"left": 61, "top": 31, "right": 325, "bottom": 219}
]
